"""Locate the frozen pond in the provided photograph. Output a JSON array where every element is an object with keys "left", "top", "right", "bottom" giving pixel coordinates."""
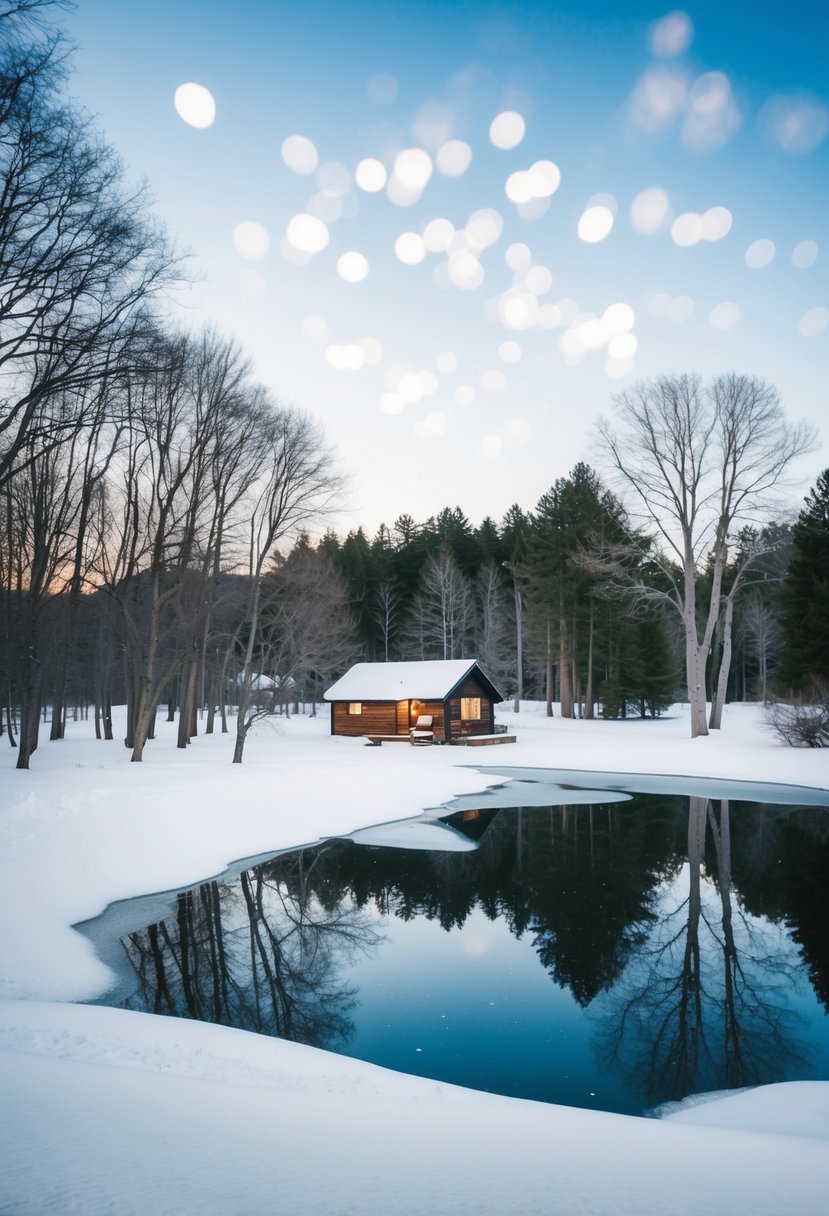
[{"left": 80, "top": 772, "right": 829, "bottom": 1116}]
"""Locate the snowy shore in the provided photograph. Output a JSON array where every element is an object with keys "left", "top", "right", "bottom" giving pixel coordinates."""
[{"left": 2, "top": 703, "right": 828, "bottom": 1215}]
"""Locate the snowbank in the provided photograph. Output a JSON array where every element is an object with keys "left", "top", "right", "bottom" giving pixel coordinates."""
[{"left": 1, "top": 703, "right": 828, "bottom": 1214}]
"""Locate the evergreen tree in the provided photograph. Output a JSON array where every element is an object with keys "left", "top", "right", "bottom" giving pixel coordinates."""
[{"left": 779, "top": 469, "right": 829, "bottom": 688}]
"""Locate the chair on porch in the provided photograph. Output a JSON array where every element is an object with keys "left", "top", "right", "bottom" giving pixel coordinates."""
[{"left": 409, "top": 714, "right": 434, "bottom": 745}]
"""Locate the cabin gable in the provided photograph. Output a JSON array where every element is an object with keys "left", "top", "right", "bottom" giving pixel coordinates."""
[{"left": 446, "top": 673, "right": 495, "bottom": 739}]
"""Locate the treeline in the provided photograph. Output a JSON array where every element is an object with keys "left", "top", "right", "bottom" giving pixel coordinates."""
[
  {"left": 316, "top": 457, "right": 816, "bottom": 720},
  {"left": 317, "top": 465, "right": 680, "bottom": 717}
]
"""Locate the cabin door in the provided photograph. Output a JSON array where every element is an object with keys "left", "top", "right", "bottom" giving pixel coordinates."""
[{"left": 396, "top": 700, "right": 410, "bottom": 734}]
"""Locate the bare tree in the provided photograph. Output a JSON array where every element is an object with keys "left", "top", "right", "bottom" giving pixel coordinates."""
[
  {"left": 476, "top": 561, "right": 514, "bottom": 692},
  {"left": 3, "top": 408, "right": 84, "bottom": 767},
  {"left": 0, "top": 23, "right": 177, "bottom": 489},
  {"left": 369, "top": 579, "right": 402, "bottom": 661},
  {"left": 597, "top": 373, "right": 816, "bottom": 737},
  {"left": 740, "top": 589, "right": 781, "bottom": 703},
  {"left": 257, "top": 546, "right": 359, "bottom": 715},
  {"left": 404, "top": 549, "right": 476, "bottom": 661},
  {"left": 232, "top": 410, "right": 340, "bottom": 764}
]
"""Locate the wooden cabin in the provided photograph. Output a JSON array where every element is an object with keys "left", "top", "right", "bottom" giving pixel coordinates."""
[{"left": 324, "top": 659, "right": 504, "bottom": 743}]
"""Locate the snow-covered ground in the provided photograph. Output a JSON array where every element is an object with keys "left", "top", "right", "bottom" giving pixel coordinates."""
[{"left": 2, "top": 702, "right": 828, "bottom": 1215}]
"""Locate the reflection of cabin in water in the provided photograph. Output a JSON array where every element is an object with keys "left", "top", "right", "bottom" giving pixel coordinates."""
[{"left": 324, "top": 660, "right": 504, "bottom": 743}]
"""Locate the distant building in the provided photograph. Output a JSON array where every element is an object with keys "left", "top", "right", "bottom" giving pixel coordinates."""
[{"left": 324, "top": 659, "right": 503, "bottom": 742}]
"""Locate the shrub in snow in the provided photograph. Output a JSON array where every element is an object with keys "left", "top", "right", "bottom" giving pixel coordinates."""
[{"left": 766, "top": 679, "right": 829, "bottom": 748}]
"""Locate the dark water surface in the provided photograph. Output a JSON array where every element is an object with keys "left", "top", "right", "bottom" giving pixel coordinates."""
[{"left": 83, "top": 774, "right": 829, "bottom": 1116}]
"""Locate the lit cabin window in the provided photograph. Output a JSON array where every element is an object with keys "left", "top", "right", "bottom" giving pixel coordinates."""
[
  {"left": 461, "top": 697, "right": 481, "bottom": 720},
  {"left": 348, "top": 702, "right": 362, "bottom": 715}
]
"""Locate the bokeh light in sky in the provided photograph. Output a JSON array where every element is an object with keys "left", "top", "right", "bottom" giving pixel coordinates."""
[
  {"left": 70, "top": 0, "right": 829, "bottom": 534},
  {"left": 173, "top": 82, "right": 215, "bottom": 128}
]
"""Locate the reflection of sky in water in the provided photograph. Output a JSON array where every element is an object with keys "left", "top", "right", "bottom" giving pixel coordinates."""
[
  {"left": 340, "top": 906, "right": 632, "bottom": 1114},
  {"left": 337, "top": 859, "right": 829, "bottom": 1115}
]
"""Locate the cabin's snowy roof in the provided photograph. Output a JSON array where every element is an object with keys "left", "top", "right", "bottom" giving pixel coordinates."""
[{"left": 324, "top": 660, "right": 487, "bottom": 701}]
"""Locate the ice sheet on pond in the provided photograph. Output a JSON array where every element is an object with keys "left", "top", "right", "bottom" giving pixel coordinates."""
[{"left": 347, "top": 819, "right": 477, "bottom": 851}]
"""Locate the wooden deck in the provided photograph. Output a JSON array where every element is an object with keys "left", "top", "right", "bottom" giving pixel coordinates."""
[
  {"left": 365, "top": 732, "right": 516, "bottom": 747},
  {"left": 451, "top": 734, "right": 517, "bottom": 746}
]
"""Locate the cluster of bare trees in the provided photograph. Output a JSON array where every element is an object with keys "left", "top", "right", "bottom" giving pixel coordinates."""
[{"left": 1, "top": 7, "right": 345, "bottom": 767}]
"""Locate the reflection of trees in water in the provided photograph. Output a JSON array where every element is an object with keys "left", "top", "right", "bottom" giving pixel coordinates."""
[
  {"left": 122, "top": 848, "right": 382, "bottom": 1049},
  {"left": 279, "top": 798, "right": 683, "bottom": 1006},
  {"left": 724, "top": 806, "right": 829, "bottom": 1013},
  {"left": 594, "top": 797, "right": 809, "bottom": 1107},
  {"left": 120, "top": 793, "right": 827, "bottom": 1103},
  {"left": 518, "top": 801, "right": 679, "bottom": 1006}
]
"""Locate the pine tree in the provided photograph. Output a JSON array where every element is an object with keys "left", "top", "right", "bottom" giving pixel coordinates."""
[{"left": 779, "top": 469, "right": 829, "bottom": 688}]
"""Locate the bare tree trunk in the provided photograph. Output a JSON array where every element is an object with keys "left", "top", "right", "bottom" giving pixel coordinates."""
[
  {"left": 584, "top": 601, "right": 595, "bottom": 719},
  {"left": 16, "top": 654, "right": 42, "bottom": 770},
  {"left": 545, "top": 616, "right": 554, "bottom": 717},
  {"left": 513, "top": 584, "right": 523, "bottom": 713},
  {"left": 709, "top": 592, "right": 736, "bottom": 729},
  {"left": 559, "top": 604, "right": 573, "bottom": 719}
]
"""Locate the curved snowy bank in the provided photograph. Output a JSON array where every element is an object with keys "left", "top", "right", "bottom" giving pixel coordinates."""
[{"left": 1, "top": 1000, "right": 828, "bottom": 1216}]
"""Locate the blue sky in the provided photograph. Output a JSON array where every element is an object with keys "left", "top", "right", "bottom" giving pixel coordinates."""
[{"left": 67, "top": 1, "right": 828, "bottom": 533}]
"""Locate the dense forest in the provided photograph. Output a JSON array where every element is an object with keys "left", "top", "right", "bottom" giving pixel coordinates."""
[{"left": 2, "top": 3, "right": 827, "bottom": 769}]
